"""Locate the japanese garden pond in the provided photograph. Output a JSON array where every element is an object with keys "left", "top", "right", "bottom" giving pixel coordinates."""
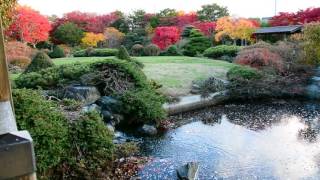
[{"left": 134, "top": 102, "right": 320, "bottom": 179}]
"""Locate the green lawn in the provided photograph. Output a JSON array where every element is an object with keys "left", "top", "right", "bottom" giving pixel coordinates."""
[
  {"left": 11, "top": 56, "right": 236, "bottom": 97},
  {"left": 135, "top": 56, "right": 235, "bottom": 96}
]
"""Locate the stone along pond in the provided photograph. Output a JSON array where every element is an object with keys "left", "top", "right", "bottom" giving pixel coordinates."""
[{"left": 133, "top": 102, "right": 320, "bottom": 179}]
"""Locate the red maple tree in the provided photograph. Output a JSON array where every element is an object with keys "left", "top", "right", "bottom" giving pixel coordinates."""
[
  {"left": 270, "top": 7, "right": 320, "bottom": 26},
  {"left": 191, "top": 21, "right": 216, "bottom": 36},
  {"left": 152, "top": 26, "right": 180, "bottom": 50},
  {"left": 6, "top": 6, "right": 51, "bottom": 45}
]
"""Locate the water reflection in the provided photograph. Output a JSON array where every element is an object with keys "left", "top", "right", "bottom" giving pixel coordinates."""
[{"left": 138, "top": 103, "right": 320, "bottom": 179}]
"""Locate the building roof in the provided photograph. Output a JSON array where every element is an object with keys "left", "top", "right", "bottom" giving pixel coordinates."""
[{"left": 254, "top": 25, "right": 303, "bottom": 34}]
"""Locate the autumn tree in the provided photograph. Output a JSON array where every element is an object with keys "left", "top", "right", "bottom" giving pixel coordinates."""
[
  {"left": 104, "top": 27, "right": 125, "bottom": 48},
  {"left": 152, "top": 26, "right": 180, "bottom": 50},
  {"left": 52, "top": 22, "right": 84, "bottom": 46},
  {"left": 6, "top": 6, "right": 51, "bottom": 46},
  {"left": 269, "top": 8, "right": 320, "bottom": 26},
  {"left": 0, "top": 0, "right": 17, "bottom": 27},
  {"left": 81, "top": 32, "right": 105, "bottom": 47},
  {"left": 191, "top": 21, "right": 216, "bottom": 36},
  {"left": 197, "top": 3, "right": 229, "bottom": 22},
  {"left": 215, "top": 17, "right": 257, "bottom": 45},
  {"left": 176, "top": 13, "right": 198, "bottom": 28}
]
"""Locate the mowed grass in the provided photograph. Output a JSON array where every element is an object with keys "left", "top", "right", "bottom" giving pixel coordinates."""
[
  {"left": 135, "top": 56, "right": 236, "bottom": 96},
  {"left": 11, "top": 56, "right": 236, "bottom": 97}
]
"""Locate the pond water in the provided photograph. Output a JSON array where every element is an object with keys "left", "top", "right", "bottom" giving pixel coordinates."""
[{"left": 137, "top": 102, "right": 320, "bottom": 179}]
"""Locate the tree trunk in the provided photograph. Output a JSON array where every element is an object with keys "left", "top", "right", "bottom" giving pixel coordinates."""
[{"left": 0, "top": 16, "right": 17, "bottom": 134}]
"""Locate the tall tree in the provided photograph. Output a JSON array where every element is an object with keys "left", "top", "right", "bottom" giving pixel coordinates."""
[
  {"left": 6, "top": 6, "right": 51, "bottom": 46},
  {"left": 197, "top": 3, "right": 229, "bottom": 22},
  {"left": 52, "top": 22, "right": 84, "bottom": 46},
  {"left": 0, "top": 0, "right": 17, "bottom": 27}
]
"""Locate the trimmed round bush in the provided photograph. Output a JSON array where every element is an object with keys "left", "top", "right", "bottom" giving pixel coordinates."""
[
  {"left": 203, "top": 45, "right": 241, "bottom": 59},
  {"left": 131, "top": 44, "right": 144, "bottom": 56},
  {"left": 49, "top": 45, "right": 66, "bottom": 58},
  {"left": 117, "top": 45, "right": 131, "bottom": 60},
  {"left": 144, "top": 44, "right": 160, "bottom": 56},
  {"left": 13, "top": 89, "right": 69, "bottom": 175},
  {"left": 73, "top": 48, "right": 118, "bottom": 57},
  {"left": 227, "top": 65, "right": 262, "bottom": 81},
  {"left": 162, "top": 45, "right": 181, "bottom": 56},
  {"left": 25, "top": 51, "right": 54, "bottom": 73}
]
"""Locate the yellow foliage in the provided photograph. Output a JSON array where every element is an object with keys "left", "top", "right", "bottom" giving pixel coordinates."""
[
  {"left": 81, "top": 32, "right": 105, "bottom": 47},
  {"left": 215, "top": 16, "right": 257, "bottom": 43}
]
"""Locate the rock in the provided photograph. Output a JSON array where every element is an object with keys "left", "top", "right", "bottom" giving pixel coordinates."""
[
  {"left": 106, "top": 123, "right": 115, "bottom": 133},
  {"left": 176, "top": 162, "right": 199, "bottom": 180},
  {"left": 82, "top": 103, "right": 101, "bottom": 113},
  {"left": 63, "top": 85, "right": 101, "bottom": 105},
  {"left": 138, "top": 124, "right": 158, "bottom": 136},
  {"left": 101, "top": 110, "right": 114, "bottom": 121},
  {"left": 96, "top": 96, "right": 122, "bottom": 113}
]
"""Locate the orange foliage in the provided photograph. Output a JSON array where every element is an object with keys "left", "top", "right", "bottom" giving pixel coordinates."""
[
  {"left": 104, "top": 27, "right": 125, "bottom": 48},
  {"left": 215, "top": 17, "right": 258, "bottom": 43}
]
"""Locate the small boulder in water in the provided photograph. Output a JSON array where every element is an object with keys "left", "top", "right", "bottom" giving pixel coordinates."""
[
  {"left": 176, "top": 162, "right": 199, "bottom": 180},
  {"left": 138, "top": 124, "right": 158, "bottom": 136}
]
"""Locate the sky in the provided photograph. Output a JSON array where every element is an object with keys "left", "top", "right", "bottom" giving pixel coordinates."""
[{"left": 18, "top": 0, "right": 320, "bottom": 18}]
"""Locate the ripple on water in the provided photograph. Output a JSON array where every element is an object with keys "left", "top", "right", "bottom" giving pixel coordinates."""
[{"left": 138, "top": 103, "right": 320, "bottom": 179}]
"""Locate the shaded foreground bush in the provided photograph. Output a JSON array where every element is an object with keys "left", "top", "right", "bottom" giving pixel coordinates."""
[
  {"left": 16, "top": 59, "right": 166, "bottom": 125},
  {"left": 68, "top": 112, "right": 114, "bottom": 178},
  {"left": 226, "top": 65, "right": 312, "bottom": 100},
  {"left": 13, "top": 89, "right": 114, "bottom": 178},
  {"left": 73, "top": 48, "right": 118, "bottom": 57},
  {"left": 13, "top": 89, "right": 69, "bottom": 176},
  {"left": 119, "top": 88, "right": 167, "bottom": 125}
]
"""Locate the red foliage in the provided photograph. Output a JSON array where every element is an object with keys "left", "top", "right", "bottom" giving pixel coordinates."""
[
  {"left": 235, "top": 48, "right": 284, "bottom": 72},
  {"left": 191, "top": 21, "right": 216, "bottom": 36},
  {"left": 177, "top": 13, "right": 198, "bottom": 28},
  {"left": 6, "top": 6, "right": 51, "bottom": 45},
  {"left": 270, "top": 7, "right": 320, "bottom": 26},
  {"left": 51, "top": 11, "right": 119, "bottom": 34},
  {"left": 5, "top": 41, "right": 37, "bottom": 63},
  {"left": 152, "top": 26, "right": 180, "bottom": 50}
]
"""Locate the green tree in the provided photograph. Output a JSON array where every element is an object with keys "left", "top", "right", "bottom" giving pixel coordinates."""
[
  {"left": 181, "top": 25, "right": 195, "bottom": 38},
  {"left": 0, "top": 0, "right": 17, "bottom": 27},
  {"left": 303, "top": 23, "right": 320, "bottom": 65},
  {"left": 117, "top": 45, "right": 131, "bottom": 60},
  {"left": 197, "top": 3, "right": 229, "bottom": 22},
  {"left": 158, "top": 8, "right": 178, "bottom": 18},
  {"left": 53, "top": 22, "right": 84, "bottom": 46},
  {"left": 183, "top": 29, "right": 211, "bottom": 57}
]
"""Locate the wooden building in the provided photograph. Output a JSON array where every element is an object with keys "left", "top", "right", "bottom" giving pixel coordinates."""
[{"left": 254, "top": 25, "right": 303, "bottom": 43}]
